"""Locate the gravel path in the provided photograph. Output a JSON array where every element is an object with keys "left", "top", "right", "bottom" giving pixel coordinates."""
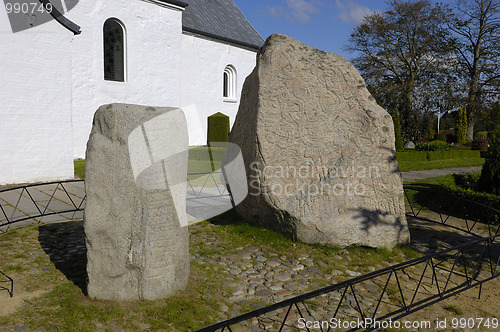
[{"left": 401, "top": 166, "right": 481, "bottom": 182}]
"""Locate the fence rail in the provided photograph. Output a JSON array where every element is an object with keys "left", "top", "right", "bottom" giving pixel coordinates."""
[
  {"left": 0, "top": 270, "right": 13, "bottom": 297},
  {"left": 0, "top": 180, "right": 86, "bottom": 232},
  {"left": 0, "top": 174, "right": 232, "bottom": 231},
  {"left": 1, "top": 180, "right": 499, "bottom": 328},
  {"left": 404, "top": 184, "right": 500, "bottom": 238},
  {"left": 196, "top": 186, "right": 500, "bottom": 331}
]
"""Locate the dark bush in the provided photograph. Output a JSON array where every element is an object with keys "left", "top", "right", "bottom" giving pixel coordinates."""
[
  {"left": 435, "top": 134, "right": 447, "bottom": 142},
  {"left": 471, "top": 139, "right": 489, "bottom": 151},
  {"left": 415, "top": 140, "right": 449, "bottom": 151},
  {"left": 478, "top": 129, "right": 500, "bottom": 195},
  {"left": 440, "top": 175, "right": 500, "bottom": 222},
  {"left": 437, "top": 130, "right": 457, "bottom": 144},
  {"left": 453, "top": 172, "right": 481, "bottom": 191},
  {"left": 443, "top": 175, "right": 500, "bottom": 210},
  {"left": 475, "top": 131, "right": 488, "bottom": 140}
]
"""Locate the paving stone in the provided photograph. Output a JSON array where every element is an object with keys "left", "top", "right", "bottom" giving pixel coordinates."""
[
  {"left": 266, "top": 260, "right": 281, "bottom": 268},
  {"left": 308, "top": 267, "right": 323, "bottom": 274},
  {"left": 255, "top": 289, "right": 273, "bottom": 297},
  {"left": 246, "top": 246, "right": 260, "bottom": 252},
  {"left": 345, "top": 270, "right": 361, "bottom": 277},
  {"left": 283, "top": 283, "right": 299, "bottom": 292}
]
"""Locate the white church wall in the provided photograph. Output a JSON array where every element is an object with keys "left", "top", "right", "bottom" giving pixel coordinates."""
[
  {"left": 0, "top": 7, "right": 74, "bottom": 184},
  {"left": 67, "top": 0, "right": 185, "bottom": 158},
  {"left": 180, "top": 34, "right": 258, "bottom": 146},
  {"left": 0, "top": 0, "right": 260, "bottom": 184}
]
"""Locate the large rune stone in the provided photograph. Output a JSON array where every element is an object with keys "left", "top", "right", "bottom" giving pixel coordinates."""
[
  {"left": 84, "top": 103, "right": 190, "bottom": 300},
  {"left": 230, "top": 35, "right": 410, "bottom": 248}
]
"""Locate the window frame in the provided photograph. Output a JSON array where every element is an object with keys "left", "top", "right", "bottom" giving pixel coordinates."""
[
  {"left": 223, "top": 65, "right": 237, "bottom": 102},
  {"left": 103, "top": 18, "right": 127, "bottom": 82}
]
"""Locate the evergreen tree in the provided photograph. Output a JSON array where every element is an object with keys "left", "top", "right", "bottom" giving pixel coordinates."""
[
  {"left": 478, "top": 127, "right": 500, "bottom": 195},
  {"left": 393, "top": 107, "right": 405, "bottom": 151},
  {"left": 427, "top": 118, "right": 435, "bottom": 140},
  {"left": 456, "top": 106, "right": 468, "bottom": 144}
]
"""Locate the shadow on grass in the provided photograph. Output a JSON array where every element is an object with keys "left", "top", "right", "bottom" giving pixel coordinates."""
[
  {"left": 208, "top": 208, "right": 247, "bottom": 226},
  {"left": 38, "top": 221, "right": 88, "bottom": 295}
]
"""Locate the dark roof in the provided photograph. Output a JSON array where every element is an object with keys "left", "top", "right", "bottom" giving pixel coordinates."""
[
  {"left": 181, "top": 0, "right": 265, "bottom": 50},
  {"left": 157, "top": 0, "right": 189, "bottom": 8}
]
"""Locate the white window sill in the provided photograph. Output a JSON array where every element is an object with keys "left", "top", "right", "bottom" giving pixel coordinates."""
[{"left": 223, "top": 98, "right": 238, "bottom": 103}]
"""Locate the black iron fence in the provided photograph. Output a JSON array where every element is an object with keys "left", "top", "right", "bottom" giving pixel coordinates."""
[
  {"left": 0, "top": 174, "right": 232, "bottom": 231},
  {"left": 0, "top": 270, "right": 13, "bottom": 297},
  {"left": 404, "top": 184, "right": 500, "bottom": 238},
  {"left": 0, "top": 180, "right": 85, "bottom": 232},
  {"left": 196, "top": 186, "right": 500, "bottom": 331},
  {"left": 195, "top": 234, "right": 499, "bottom": 332},
  {"left": 1, "top": 180, "right": 499, "bottom": 328}
]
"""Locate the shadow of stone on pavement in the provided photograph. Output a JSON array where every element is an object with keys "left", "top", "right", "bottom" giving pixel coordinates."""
[{"left": 38, "top": 221, "right": 88, "bottom": 295}]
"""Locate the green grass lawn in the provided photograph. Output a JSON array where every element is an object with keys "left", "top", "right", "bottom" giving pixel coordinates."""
[
  {"left": 74, "top": 160, "right": 85, "bottom": 179},
  {"left": 74, "top": 147, "right": 224, "bottom": 180},
  {"left": 75, "top": 147, "right": 485, "bottom": 178},
  {"left": 398, "top": 158, "right": 484, "bottom": 172},
  {"left": 0, "top": 213, "right": 420, "bottom": 331}
]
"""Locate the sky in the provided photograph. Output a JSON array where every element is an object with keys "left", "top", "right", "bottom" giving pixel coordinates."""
[{"left": 232, "top": 0, "right": 451, "bottom": 61}]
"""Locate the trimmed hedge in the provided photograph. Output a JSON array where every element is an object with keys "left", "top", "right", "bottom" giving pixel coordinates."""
[
  {"left": 396, "top": 149, "right": 481, "bottom": 161},
  {"left": 415, "top": 140, "right": 449, "bottom": 151},
  {"left": 441, "top": 174, "right": 500, "bottom": 215}
]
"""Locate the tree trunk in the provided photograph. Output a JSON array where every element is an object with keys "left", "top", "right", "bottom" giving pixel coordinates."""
[{"left": 466, "top": 119, "right": 474, "bottom": 140}]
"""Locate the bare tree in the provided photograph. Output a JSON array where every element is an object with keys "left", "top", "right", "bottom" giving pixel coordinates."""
[
  {"left": 346, "top": 0, "right": 452, "bottom": 140},
  {"left": 449, "top": 0, "right": 500, "bottom": 139}
]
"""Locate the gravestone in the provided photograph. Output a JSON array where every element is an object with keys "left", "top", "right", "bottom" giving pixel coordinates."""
[
  {"left": 84, "top": 103, "right": 189, "bottom": 300},
  {"left": 405, "top": 141, "right": 416, "bottom": 149},
  {"left": 230, "top": 34, "right": 410, "bottom": 248}
]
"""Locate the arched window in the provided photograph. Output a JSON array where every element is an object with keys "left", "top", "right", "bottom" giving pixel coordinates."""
[
  {"left": 103, "top": 18, "right": 126, "bottom": 82},
  {"left": 223, "top": 65, "right": 236, "bottom": 100}
]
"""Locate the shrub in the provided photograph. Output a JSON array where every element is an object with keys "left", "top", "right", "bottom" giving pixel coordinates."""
[
  {"left": 476, "top": 131, "right": 488, "bottom": 140},
  {"left": 435, "top": 134, "right": 447, "bottom": 142},
  {"left": 437, "top": 130, "right": 457, "bottom": 144},
  {"left": 426, "top": 119, "right": 435, "bottom": 140},
  {"left": 415, "top": 140, "right": 449, "bottom": 151},
  {"left": 453, "top": 172, "right": 481, "bottom": 191},
  {"left": 471, "top": 139, "right": 489, "bottom": 151},
  {"left": 441, "top": 175, "right": 500, "bottom": 222},
  {"left": 456, "top": 106, "right": 467, "bottom": 144},
  {"left": 207, "top": 112, "right": 230, "bottom": 145},
  {"left": 392, "top": 107, "right": 404, "bottom": 152},
  {"left": 478, "top": 129, "right": 500, "bottom": 195}
]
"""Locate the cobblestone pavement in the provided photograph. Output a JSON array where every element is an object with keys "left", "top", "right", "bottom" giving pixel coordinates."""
[
  {"left": 1, "top": 169, "right": 498, "bottom": 331},
  {"left": 1, "top": 211, "right": 498, "bottom": 331}
]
